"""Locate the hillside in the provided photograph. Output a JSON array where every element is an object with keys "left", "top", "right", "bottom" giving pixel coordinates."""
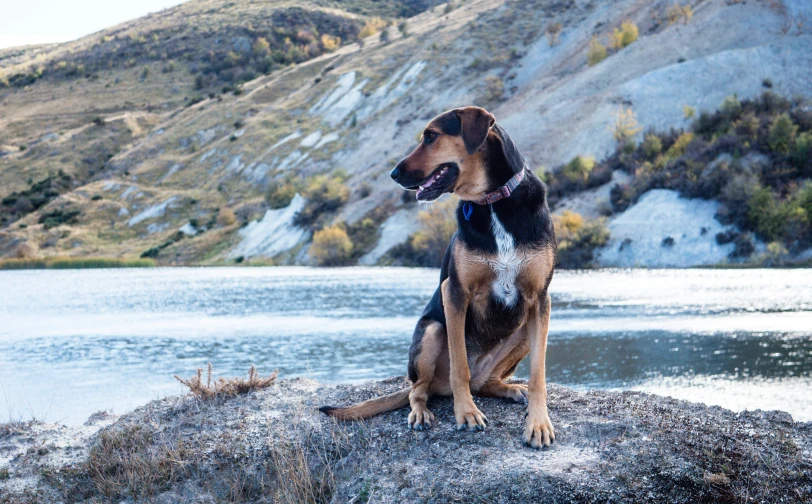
[
  {"left": 2, "top": 377, "right": 810, "bottom": 502},
  {"left": 0, "top": 0, "right": 810, "bottom": 266}
]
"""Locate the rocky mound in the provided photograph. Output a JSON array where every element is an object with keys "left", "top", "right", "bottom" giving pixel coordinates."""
[{"left": 1, "top": 378, "right": 811, "bottom": 503}]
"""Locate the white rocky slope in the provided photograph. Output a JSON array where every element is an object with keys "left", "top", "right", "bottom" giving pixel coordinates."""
[{"left": 262, "top": 0, "right": 812, "bottom": 266}]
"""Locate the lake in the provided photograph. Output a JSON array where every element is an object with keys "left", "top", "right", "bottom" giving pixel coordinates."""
[{"left": 1, "top": 267, "right": 810, "bottom": 425}]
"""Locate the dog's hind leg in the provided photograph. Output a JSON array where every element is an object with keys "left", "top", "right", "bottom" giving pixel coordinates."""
[{"left": 407, "top": 321, "right": 446, "bottom": 430}]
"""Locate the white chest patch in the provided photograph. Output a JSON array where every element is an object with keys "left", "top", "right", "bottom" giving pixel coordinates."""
[{"left": 488, "top": 207, "right": 522, "bottom": 306}]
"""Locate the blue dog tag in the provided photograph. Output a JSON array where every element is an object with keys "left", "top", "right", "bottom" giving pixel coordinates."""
[{"left": 463, "top": 203, "right": 473, "bottom": 222}]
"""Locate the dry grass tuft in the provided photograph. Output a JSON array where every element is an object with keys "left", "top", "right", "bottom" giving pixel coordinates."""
[
  {"left": 267, "top": 412, "right": 353, "bottom": 504},
  {"left": 85, "top": 423, "right": 193, "bottom": 501},
  {"left": 175, "top": 363, "right": 277, "bottom": 400}
]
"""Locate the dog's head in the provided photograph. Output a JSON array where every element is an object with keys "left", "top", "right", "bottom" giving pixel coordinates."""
[{"left": 390, "top": 106, "right": 525, "bottom": 202}]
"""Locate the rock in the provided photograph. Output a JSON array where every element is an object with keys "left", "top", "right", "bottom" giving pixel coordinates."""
[{"left": 1, "top": 378, "right": 810, "bottom": 503}]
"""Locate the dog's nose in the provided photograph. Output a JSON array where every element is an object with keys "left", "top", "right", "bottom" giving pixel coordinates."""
[{"left": 390, "top": 165, "right": 400, "bottom": 181}]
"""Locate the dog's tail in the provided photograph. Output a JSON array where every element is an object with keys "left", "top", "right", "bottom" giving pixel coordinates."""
[{"left": 319, "top": 387, "right": 410, "bottom": 420}]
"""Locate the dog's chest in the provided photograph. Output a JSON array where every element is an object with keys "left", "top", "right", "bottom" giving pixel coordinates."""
[{"left": 485, "top": 209, "right": 523, "bottom": 306}]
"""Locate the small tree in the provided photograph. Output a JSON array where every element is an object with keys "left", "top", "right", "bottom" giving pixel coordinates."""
[
  {"left": 768, "top": 113, "right": 798, "bottom": 154},
  {"left": 610, "top": 21, "right": 638, "bottom": 50},
  {"left": 642, "top": 134, "right": 663, "bottom": 160},
  {"left": 398, "top": 20, "right": 409, "bottom": 37},
  {"left": 587, "top": 36, "right": 607, "bottom": 66},
  {"left": 610, "top": 106, "right": 642, "bottom": 144},
  {"left": 310, "top": 223, "right": 353, "bottom": 266},
  {"left": 252, "top": 37, "right": 271, "bottom": 56}
]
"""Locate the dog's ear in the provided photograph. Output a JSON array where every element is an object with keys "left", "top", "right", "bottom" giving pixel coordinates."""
[
  {"left": 492, "top": 123, "right": 526, "bottom": 174},
  {"left": 457, "top": 107, "right": 495, "bottom": 155}
]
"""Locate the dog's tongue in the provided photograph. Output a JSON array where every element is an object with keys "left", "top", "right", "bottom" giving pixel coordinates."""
[{"left": 416, "top": 186, "right": 425, "bottom": 199}]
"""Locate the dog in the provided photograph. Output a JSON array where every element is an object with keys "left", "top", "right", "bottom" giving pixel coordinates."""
[{"left": 320, "top": 106, "right": 556, "bottom": 448}]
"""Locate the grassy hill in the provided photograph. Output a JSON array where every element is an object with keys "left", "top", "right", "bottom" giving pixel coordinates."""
[{"left": 0, "top": 0, "right": 810, "bottom": 267}]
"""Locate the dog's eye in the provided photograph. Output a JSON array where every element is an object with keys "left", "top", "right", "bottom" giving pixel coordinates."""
[{"left": 423, "top": 131, "right": 438, "bottom": 145}]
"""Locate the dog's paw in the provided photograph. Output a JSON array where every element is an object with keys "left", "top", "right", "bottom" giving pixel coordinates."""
[
  {"left": 454, "top": 400, "right": 488, "bottom": 432},
  {"left": 407, "top": 405, "right": 435, "bottom": 431},
  {"left": 523, "top": 412, "right": 555, "bottom": 449},
  {"left": 506, "top": 384, "right": 528, "bottom": 405}
]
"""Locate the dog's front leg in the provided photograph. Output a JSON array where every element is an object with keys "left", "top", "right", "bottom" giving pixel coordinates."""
[
  {"left": 523, "top": 293, "right": 555, "bottom": 448},
  {"left": 441, "top": 279, "right": 488, "bottom": 431}
]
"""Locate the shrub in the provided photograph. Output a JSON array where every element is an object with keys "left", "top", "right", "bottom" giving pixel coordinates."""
[
  {"left": 309, "top": 223, "right": 353, "bottom": 266},
  {"left": 484, "top": 76, "right": 504, "bottom": 101},
  {"left": 398, "top": 20, "right": 408, "bottom": 37},
  {"left": 562, "top": 156, "right": 596, "bottom": 182},
  {"left": 553, "top": 211, "right": 609, "bottom": 268},
  {"left": 610, "top": 21, "right": 638, "bottom": 50},
  {"left": 611, "top": 106, "right": 643, "bottom": 144},
  {"left": 683, "top": 105, "right": 696, "bottom": 120},
  {"left": 252, "top": 37, "right": 271, "bottom": 56},
  {"left": 720, "top": 95, "right": 742, "bottom": 120},
  {"left": 768, "top": 113, "right": 798, "bottom": 154},
  {"left": 734, "top": 112, "right": 760, "bottom": 140},
  {"left": 587, "top": 36, "right": 607, "bottom": 66},
  {"left": 791, "top": 132, "right": 812, "bottom": 171},
  {"left": 39, "top": 208, "right": 81, "bottom": 229},
  {"left": 217, "top": 207, "right": 237, "bottom": 227},
  {"left": 175, "top": 363, "right": 277, "bottom": 400},
  {"left": 295, "top": 173, "right": 350, "bottom": 228},
  {"left": 359, "top": 17, "right": 387, "bottom": 38},
  {"left": 321, "top": 34, "right": 340, "bottom": 52},
  {"left": 140, "top": 247, "right": 161, "bottom": 259},
  {"left": 747, "top": 187, "right": 786, "bottom": 241},
  {"left": 379, "top": 27, "right": 391, "bottom": 43},
  {"left": 610, "top": 183, "right": 635, "bottom": 212},
  {"left": 265, "top": 177, "right": 298, "bottom": 209},
  {"left": 664, "top": 132, "right": 694, "bottom": 159},
  {"left": 719, "top": 173, "right": 761, "bottom": 227},
  {"left": 408, "top": 198, "right": 458, "bottom": 267},
  {"left": 91, "top": 194, "right": 103, "bottom": 201},
  {"left": 642, "top": 134, "right": 663, "bottom": 159}
]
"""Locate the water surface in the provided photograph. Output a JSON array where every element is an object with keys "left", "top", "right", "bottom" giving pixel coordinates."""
[{"left": 1, "top": 267, "right": 810, "bottom": 424}]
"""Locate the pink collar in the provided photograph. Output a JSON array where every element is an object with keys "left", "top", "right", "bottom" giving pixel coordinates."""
[{"left": 476, "top": 169, "right": 525, "bottom": 205}]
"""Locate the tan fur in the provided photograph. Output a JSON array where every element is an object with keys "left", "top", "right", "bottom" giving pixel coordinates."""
[{"left": 321, "top": 388, "right": 410, "bottom": 420}]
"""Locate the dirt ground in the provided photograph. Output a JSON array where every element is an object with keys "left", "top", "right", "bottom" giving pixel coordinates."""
[{"left": 2, "top": 376, "right": 811, "bottom": 503}]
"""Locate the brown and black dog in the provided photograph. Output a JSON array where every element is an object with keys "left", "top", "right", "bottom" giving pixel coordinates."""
[{"left": 320, "top": 106, "right": 556, "bottom": 448}]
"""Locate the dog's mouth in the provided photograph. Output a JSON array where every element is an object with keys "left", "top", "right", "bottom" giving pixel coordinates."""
[{"left": 408, "top": 163, "right": 459, "bottom": 202}]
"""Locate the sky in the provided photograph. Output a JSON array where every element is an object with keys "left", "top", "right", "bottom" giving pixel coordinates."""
[{"left": 0, "top": 0, "right": 187, "bottom": 49}]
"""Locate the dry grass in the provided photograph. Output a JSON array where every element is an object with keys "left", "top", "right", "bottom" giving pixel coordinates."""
[
  {"left": 85, "top": 424, "right": 193, "bottom": 501},
  {"left": 0, "top": 257, "right": 155, "bottom": 270},
  {"left": 174, "top": 363, "right": 277, "bottom": 400}
]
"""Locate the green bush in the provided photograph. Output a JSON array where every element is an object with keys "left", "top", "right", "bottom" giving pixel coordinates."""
[
  {"left": 747, "top": 187, "right": 787, "bottom": 242},
  {"left": 768, "top": 113, "right": 798, "bottom": 154},
  {"left": 562, "top": 156, "right": 595, "bottom": 182},
  {"left": 641, "top": 134, "right": 663, "bottom": 160},
  {"left": 791, "top": 132, "right": 812, "bottom": 171}
]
